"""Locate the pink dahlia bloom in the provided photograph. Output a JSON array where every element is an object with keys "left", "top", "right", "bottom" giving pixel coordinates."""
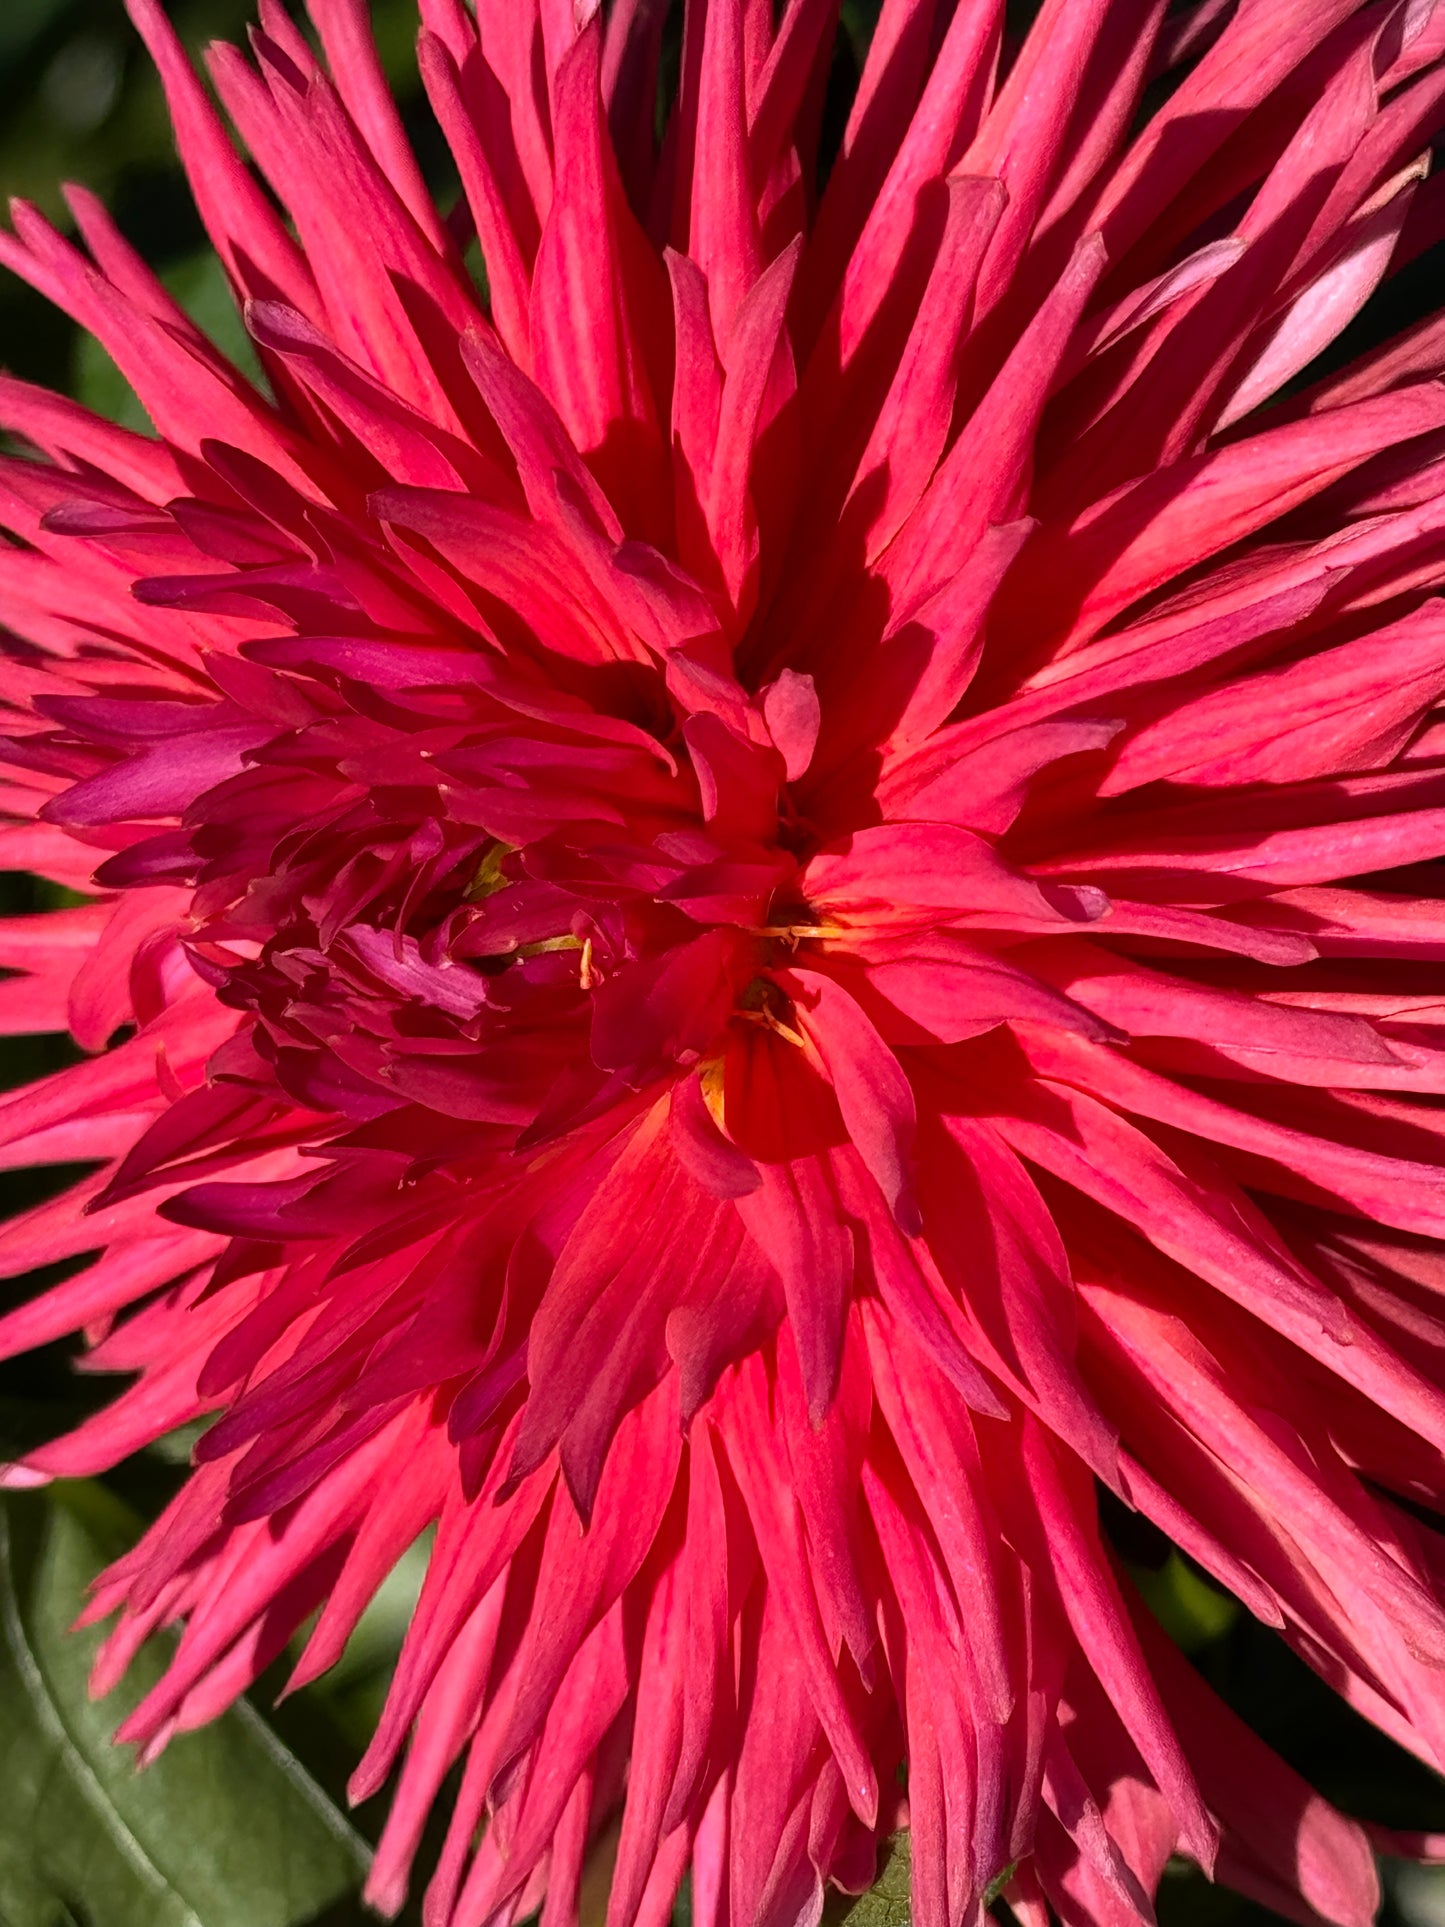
[{"left": 9, "top": 0, "right": 1445, "bottom": 1920}]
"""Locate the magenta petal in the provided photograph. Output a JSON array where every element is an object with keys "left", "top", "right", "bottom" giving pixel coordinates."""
[
  {"left": 668, "top": 1071, "right": 761, "bottom": 1199},
  {"left": 787, "top": 964, "right": 920, "bottom": 1234},
  {"left": 7, "top": 7, "right": 1445, "bottom": 1927}
]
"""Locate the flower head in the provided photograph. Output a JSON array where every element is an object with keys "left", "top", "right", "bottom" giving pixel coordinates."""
[{"left": 3, "top": 0, "right": 1445, "bottom": 1922}]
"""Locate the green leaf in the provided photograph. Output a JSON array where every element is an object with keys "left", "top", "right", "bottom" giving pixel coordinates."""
[
  {"left": 304, "top": 1530, "right": 430, "bottom": 1751},
  {"left": 826, "top": 1833, "right": 913, "bottom": 1927},
  {"left": 821, "top": 1833, "right": 1020, "bottom": 1927},
  {"left": 0, "top": 1485, "right": 370, "bottom": 1927},
  {"left": 1133, "top": 1550, "right": 1239, "bottom": 1654}
]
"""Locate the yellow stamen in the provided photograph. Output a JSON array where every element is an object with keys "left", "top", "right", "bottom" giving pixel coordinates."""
[
  {"left": 579, "top": 937, "right": 596, "bottom": 990},
  {"left": 746, "top": 921, "right": 848, "bottom": 944},
  {"left": 699, "top": 1056, "right": 728, "bottom": 1129},
  {"left": 515, "top": 933, "right": 582, "bottom": 959},
  {"left": 464, "top": 840, "right": 515, "bottom": 900},
  {"left": 739, "top": 1007, "right": 807, "bottom": 1049}
]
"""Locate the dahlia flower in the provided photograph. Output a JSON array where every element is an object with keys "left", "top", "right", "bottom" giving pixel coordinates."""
[{"left": 9, "top": 0, "right": 1445, "bottom": 1919}]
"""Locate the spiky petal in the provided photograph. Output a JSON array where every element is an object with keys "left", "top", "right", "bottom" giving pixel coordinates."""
[{"left": 3, "top": 3, "right": 1445, "bottom": 1925}]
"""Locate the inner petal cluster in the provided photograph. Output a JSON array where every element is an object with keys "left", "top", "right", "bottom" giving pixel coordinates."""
[{"left": 4, "top": 2, "right": 1445, "bottom": 1926}]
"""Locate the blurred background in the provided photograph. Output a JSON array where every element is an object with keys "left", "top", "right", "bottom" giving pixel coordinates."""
[{"left": 0, "top": 5, "right": 1441, "bottom": 1926}]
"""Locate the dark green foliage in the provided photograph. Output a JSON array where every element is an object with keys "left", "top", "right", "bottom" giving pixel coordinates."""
[{"left": 0, "top": 1485, "right": 369, "bottom": 1927}]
